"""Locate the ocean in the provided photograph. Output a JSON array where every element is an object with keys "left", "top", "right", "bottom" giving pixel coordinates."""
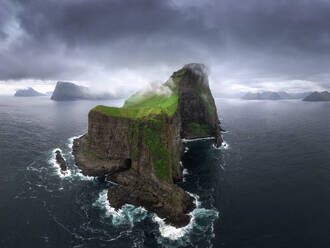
[{"left": 0, "top": 96, "right": 330, "bottom": 247}]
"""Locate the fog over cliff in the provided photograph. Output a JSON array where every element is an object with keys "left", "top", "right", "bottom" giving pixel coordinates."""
[{"left": 1, "top": 0, "right": 330, "bottom": 95}]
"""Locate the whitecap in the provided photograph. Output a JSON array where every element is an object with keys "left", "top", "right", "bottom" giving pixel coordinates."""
[{"left": 93, "top": 189, "right": 148, "bottom": 226}]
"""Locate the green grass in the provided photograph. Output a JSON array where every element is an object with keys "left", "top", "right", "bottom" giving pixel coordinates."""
[
  {"left": 188, "top": 122, "right": 210, "bottom": 135},
  {"left": 92, "top": 76, "right": 182, "bottom": 119}
]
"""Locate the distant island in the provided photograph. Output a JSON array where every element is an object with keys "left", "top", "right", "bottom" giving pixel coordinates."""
[
  {"left": 51, "top": 82, "right": 116, "bottom": 101},
  {"left": 70, "top": 63, "right": 222, "bottom": 227},
  {"left": 303, "top": 91, "right": 330, "bottom": 101},
  {"left": 14, "top": 87, "right": 44, "bottom": 97},
  {"left": 242, "top": 91, "right": 310, "bottom": 100}
]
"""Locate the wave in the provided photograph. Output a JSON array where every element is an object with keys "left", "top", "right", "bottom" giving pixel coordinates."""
[
  {"left": 94, "top": 189, "right": 219, "bottom": 246},
  {"left": 67, "top": 134, "right": 83, "bottom": 150},
  {"left": 93, "top": 189, "right": 149, "bottom": 226},
  {"left": 212, "top": 140, "right": 230, "bottom": 150},
  {"left": 154, "top": 193, "right": 218, "bottom": 243}
]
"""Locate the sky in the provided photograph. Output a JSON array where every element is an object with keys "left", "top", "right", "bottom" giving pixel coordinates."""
[{"left": 0, "top": 0, "right": 330, "bottom": 96}]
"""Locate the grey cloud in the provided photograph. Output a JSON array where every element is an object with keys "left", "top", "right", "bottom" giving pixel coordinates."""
[{"left": 1, "top": 0, "right": 330, "bottom": 92}]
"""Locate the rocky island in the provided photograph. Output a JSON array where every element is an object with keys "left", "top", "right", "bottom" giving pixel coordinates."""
[
  {"left": 72, "top": 63, "right": 222, "bottom": 227},
  {"left": 303, "top": 91, "right": 330, "bottom": 101},
  {"left": 51, "top": 81, "right": 115, "bottom": 101},
  {"left": 14, "top": 87, "right": 44, "bottom": 97}
]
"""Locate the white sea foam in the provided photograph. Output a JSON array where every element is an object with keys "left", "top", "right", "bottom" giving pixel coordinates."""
[
  {"left": 182, "top": 136, "right": 215, "bottom": 143},
  {"left": 212, "top": 140, "right": 230, "bottom": 150},
  {"left": 184, "top": 146, "right": 190, "bottom": 153},
  {"left": 93, "top": 190, "right": 148, "bottom": 226},
  {"left": 66, "top": 135, "right": 96, "bottom": 181},
  {"left": 154, "top": 193, "right": 219, "bottom": 241},
  {"left": 49, "top": 148, "right": 72, "bottom": 178},
  {"left": 182, "top": 168, "right": 189, "bottom": 182},
  {"left": 67, "top": 134, "right": 83, "bottom": 149}
]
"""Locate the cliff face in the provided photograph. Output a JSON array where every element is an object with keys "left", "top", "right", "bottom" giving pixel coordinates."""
[
  {"left": 178, "top": 64, "right": 222, "bottom": 146},
  {"left": 51, "top": 81, "right": 115, "bottom": 101},
  {"left": 73, "top": 63, "right": 222, "bottom": 227}
]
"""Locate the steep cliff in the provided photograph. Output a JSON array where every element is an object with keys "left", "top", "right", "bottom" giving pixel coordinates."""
[
  {"left": 73, "top": 63, "right": 222, "bottom": 227},
  {"left": 51, "top": 81, "right": 115, "bottom": 101}
]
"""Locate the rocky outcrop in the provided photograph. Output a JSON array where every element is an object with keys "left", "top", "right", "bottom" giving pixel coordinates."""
[
  {"left": 303, "top": 91, "right": 330, "bottom": 101},
  {"left": 51, "top": 82, "right": 115, "bottom": 101},
  {"left": 72, "top": 63, "right": 222, "bottom": 227},
  {"left": 55, "top": 150, "right": 68, "bottom": 174},
  {"left": 14, "top": 87, "right": 44, "bottom": 97}
]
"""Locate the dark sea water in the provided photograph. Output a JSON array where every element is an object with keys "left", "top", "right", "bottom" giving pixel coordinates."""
[{"left": 1, "top": 96, "right": 330, "bottom": 248}]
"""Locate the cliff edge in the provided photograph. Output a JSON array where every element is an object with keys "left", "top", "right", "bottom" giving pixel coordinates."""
[{"left": 72, "top": 63, "right": 222, "bottom": 227}]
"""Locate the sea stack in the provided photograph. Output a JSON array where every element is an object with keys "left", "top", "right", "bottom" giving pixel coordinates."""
[
  {"left": 55, "top": 150, "right": 68, "bottom": 173},
  {"left": 72, "top": 63, "right": 222, "bottom": 227}
]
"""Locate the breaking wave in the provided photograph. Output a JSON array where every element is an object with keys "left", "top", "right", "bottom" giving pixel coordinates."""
[{"left": 93, "top": 189, "right": 219, "bottom": 246}]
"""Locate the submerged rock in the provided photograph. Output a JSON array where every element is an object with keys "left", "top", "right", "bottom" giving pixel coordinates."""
[
  {"left": 55, "top": 150, "right": 67, "bottom": 173},
  {"left": 72, "top": 63, "right": 223, "bottom": 227}
]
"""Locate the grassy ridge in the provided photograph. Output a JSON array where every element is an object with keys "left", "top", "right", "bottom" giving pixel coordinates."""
[{"left": 92, "top": 77, "right": 181, "bottom": 119}]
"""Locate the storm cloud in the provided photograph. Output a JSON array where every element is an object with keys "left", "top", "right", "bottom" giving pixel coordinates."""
[{"left": 1, "top": 0, "right": 330, "bottom": 94}]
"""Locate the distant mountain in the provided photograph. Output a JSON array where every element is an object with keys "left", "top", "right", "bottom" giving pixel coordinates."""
[
  {"left": 51, "top": 82, "right": 115, "bottom": 101},
  {"left": 14, "top": 88, "right": 44, "bottom": 97},
  {"left": 242, "top": 91, "right": 311, "bottom": 100},
  {"left": 242, "top": 91, "right": 282, "bottom": 100},
  {"left": 303, "top": 91, "right": 330, "bottom": 101}
]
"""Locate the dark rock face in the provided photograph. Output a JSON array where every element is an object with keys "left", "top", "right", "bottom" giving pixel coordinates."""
[
  {"left": 51, "top": 82, "right": 115, "bottom": 101},
  {"left": 55, "top": 150, "right": 67, "bottom": 173},
  {"left": 178, "top": 63, "right": 223, "bottom": 147},
  {"left": 14, "top": 87, "right": 44, "bottom": 97},
  {"left": 303, "top": 91, "right": 330, "bottom": 101},
  {"left": 72, "top": 63, "right": 222, "bottom": 227}
]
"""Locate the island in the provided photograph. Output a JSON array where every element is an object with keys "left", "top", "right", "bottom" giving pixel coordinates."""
[
  {"left": 14, "top": 87, "right": 44, "bottom": 97},
  {"left": 72, "top": 63, "right": 223, "bottom": 227},
  {"left": 242, "top": 91, "right": 310, "bottom": 100},
  {"left": 303, "top": 91, "right": 330, "bottom": 101},
  {"left": 51, "top": 81, "right": 115, "bottom": 101}
]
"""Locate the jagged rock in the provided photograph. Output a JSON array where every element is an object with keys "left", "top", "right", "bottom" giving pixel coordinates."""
[
  {"left": 14, "top": 88, "right": 44, "bottom": 97},
  {"left": 72, "top": 63, "right": 222, "bottom": 227},
  {"left": 55, "top": 150, "right": 67, "bottom": 173}
]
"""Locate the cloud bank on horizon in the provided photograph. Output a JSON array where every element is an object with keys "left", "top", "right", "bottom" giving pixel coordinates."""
[{"left": 0, "top": 0, "right": 330, "bottom": 95}]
